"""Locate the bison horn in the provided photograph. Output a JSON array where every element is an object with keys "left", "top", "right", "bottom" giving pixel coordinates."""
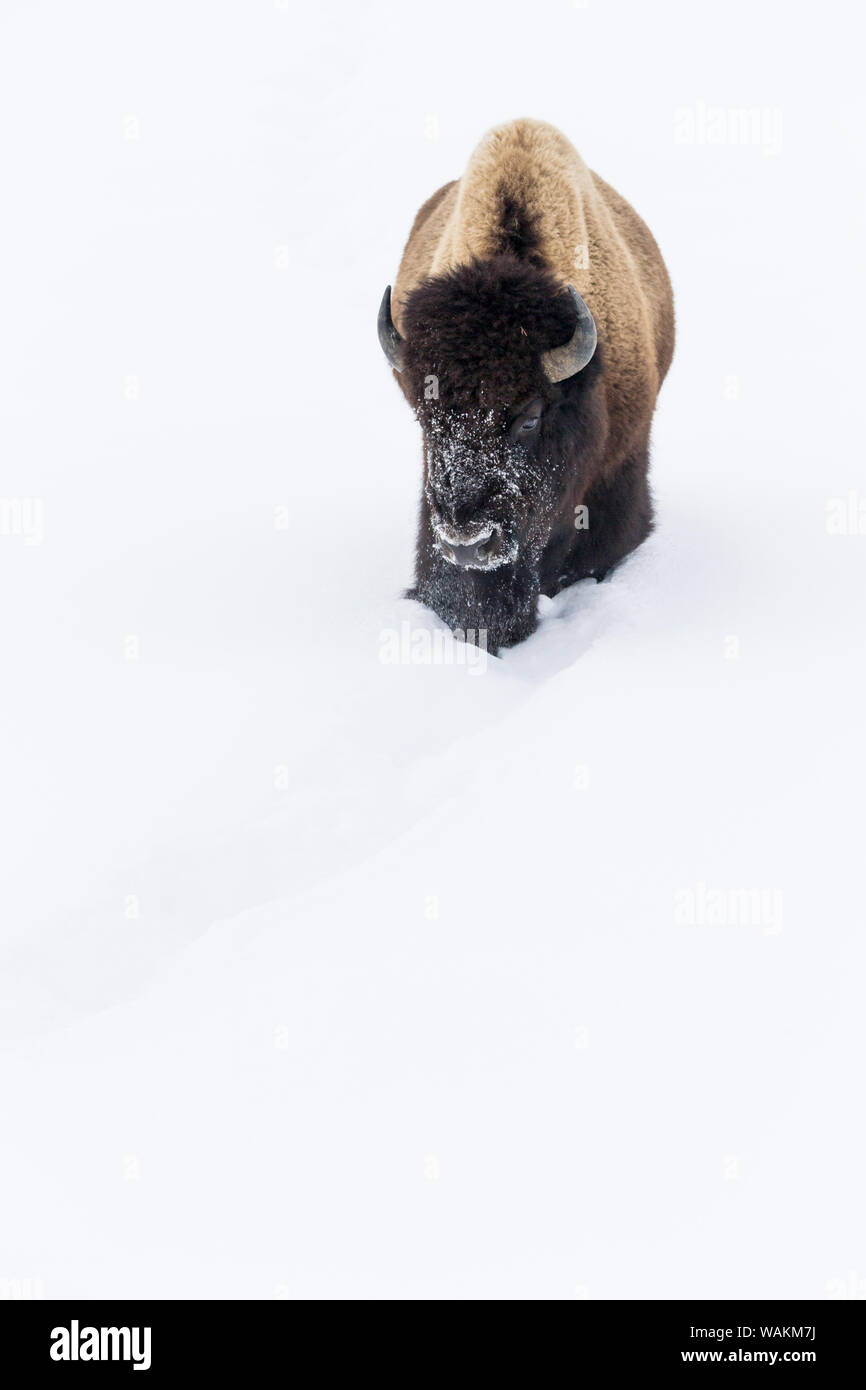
[
  {"left": 378, "top": 285, "right": 404, "bottom": 373},
  {"left": 541, "top": 285, "right": 597, "bottom": 383}
]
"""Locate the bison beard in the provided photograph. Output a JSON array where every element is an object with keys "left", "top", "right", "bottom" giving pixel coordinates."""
[{"left": 378, "top": 120, "right": 674, "bottom": 653}]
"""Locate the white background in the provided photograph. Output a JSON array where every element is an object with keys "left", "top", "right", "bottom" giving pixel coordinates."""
[{"left": 1, "top": 0, "right": 863, "bottom": 1299}]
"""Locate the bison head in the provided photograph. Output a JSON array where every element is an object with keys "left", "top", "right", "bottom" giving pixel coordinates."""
[{"left": 378, "top": 256, "right": 600, "bottom": 649}]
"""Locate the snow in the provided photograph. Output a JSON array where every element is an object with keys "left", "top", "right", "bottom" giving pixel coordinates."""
[{"left": 1, "top": 0, "right": 864, "bottom": 1299}]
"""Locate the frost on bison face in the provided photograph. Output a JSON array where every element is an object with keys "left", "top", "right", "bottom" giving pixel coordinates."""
[{"left": 377, "top": 120, "right": 675, "bottom": 653}]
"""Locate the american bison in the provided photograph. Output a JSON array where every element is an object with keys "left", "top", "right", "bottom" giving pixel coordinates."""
[{"left": 378, "top": 118, "right": 675, "bottom": 652}]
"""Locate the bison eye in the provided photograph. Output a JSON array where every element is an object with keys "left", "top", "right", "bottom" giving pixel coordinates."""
[{"left": 510, "top": 397, "right": 544, "bottom": 442}]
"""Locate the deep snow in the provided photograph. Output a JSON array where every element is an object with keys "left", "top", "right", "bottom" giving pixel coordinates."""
[{"left": 1, "top": 0, "right": 864, "bottom": 1299}]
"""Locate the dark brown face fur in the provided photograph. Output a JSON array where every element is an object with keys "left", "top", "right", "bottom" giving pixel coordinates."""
[{"left": 399, "top": 256, "right": 579, "bottom": 565}]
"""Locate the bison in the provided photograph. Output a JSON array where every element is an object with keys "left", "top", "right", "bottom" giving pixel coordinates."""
[{"left": 377, "top": 118, "right": 675, "bottom": 653}]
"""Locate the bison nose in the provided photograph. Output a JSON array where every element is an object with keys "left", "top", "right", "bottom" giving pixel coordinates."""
[{"left": 437, "top": 525, "right": 502, "bottom": 570}]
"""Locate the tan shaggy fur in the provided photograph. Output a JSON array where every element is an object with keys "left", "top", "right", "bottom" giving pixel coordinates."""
[{"left": 392, "top": 118, "right": 674, "bottom": 463}]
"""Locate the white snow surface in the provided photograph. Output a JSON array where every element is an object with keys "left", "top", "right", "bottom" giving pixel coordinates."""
[{"left": 1, "top": 0, "right": 864, "bottom": 1300}]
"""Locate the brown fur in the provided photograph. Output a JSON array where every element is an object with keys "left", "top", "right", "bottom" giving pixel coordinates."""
[{"left": 392, "top": 119, "right": 674, "bottom": 469}]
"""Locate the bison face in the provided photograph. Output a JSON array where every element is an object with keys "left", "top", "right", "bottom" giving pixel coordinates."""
[
  {"left": 421, "top": 398, "right": 550, "bottom": 573},
  {"left": 378, "top": 256, "right": 599, "bottom": 649}
]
